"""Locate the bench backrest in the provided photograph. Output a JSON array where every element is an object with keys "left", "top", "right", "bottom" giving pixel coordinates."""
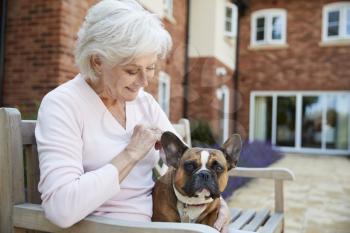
[{"left": 0, "top": 108, "right": 191, "bottom": 231}]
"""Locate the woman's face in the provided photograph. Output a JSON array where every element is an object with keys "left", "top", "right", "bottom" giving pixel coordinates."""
[{"left": 100, "top": 53, "right": 158, "bottom": 102}]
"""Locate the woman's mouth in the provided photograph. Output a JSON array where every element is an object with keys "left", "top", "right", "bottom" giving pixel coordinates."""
[{"left": 126, "top": 87, "right": 138, "bottom": 93}]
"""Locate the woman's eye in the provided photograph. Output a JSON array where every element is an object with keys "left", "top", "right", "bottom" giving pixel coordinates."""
[
  {"left": 125, "top": 70, "right": 138, "bottom": 75},
  {"left": 146, "top": 66, "right": 155, "bottom": 71}
]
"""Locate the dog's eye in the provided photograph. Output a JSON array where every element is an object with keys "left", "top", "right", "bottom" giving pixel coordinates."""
[
  {"left": 215, "top": 165, "right": 224, "bottom": 173},
  {"left": 184, "top": 161, "right": 196, "bottom": 172},
  {"left": 212, "top": 161, "right": 224, "bottom": 173}
]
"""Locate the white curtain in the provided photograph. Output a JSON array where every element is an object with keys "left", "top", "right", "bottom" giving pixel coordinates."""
[{"left": 254, "top": 97, "right": 267, "bottom": 140}]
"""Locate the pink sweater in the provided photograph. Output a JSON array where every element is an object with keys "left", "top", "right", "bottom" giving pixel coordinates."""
[{"left": 35, "top": 74, "right": 175, "bottom": 228}]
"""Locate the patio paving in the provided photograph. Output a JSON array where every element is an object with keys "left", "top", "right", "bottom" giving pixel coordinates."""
[{"left": 227, "top": 154, "right": 350, "bottom": 233}]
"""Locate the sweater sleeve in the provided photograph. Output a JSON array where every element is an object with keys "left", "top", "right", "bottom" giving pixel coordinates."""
[{"left": 35, "top": 91, "right": 120, "bottom": 228}]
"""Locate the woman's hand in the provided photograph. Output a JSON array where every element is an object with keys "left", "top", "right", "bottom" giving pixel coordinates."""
[
  {"left": 214, "top": 197, "right": 230, "bottom": 233},
  {"left": 125, "top": 125, "right": 163, "bottom": 161},
  {"left": 110, "top": 125, "right": 162, "bottom": 182}
]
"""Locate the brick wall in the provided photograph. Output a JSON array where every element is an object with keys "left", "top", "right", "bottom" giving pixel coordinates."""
[
  {"left": 188, "top": 57, "right": 234, "bottom": 138},
  {"left": 3, "top": 0, "right": 188, "bottom": 122},
  {"left": 4, "top": 0, "right": 62, "bottom": 115},
  {"left": 159, "top": 0, "right": 188, "bottom": 122},
  {"left": 237, "top": 0, "right": 350, "bottom": 139}
]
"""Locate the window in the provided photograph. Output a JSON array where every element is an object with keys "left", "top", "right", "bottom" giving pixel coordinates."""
[
  {"left": 250, "top": 92, "right": 350, "bottom": 155},
  {"left": 322, "top": 2, "right": 350, "bottom": 42},
  {"left": 216, "top": 86, "right": 230, "bottom": 144},
  {"left": 250, "top": 9, "right": 287, "bottom": 47},
  {"left": 225, "top": 2, "right": 238, "bottom": 37},
  {"left": 163, "top": 0, "right": 173, "bottom": 18},
  {"left": 158, "top": 72, "right": 170, "bottom": 116}
]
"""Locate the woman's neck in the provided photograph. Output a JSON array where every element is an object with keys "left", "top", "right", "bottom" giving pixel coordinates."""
[{"left": 86, "top": 78, "right": 125, "bottom": 108}]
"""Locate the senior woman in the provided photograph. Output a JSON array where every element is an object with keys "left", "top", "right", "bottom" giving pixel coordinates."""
[{"left": 35, "top": 0, "right": 229, "bottom": 231}]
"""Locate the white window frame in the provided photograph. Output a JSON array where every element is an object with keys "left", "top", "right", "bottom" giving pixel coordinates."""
[
  {"left": 322, "top": 2, "right": 350, "bottom": 42},
  {"left": 163, "top": 0, "right": 173, "bottom": 18},
  {"left": 249, "top": 91, "right": 350, "bottom": 155},
  {"left": 158, "top": 71, "right": 171, "bottom": 116},
  {"left": 250, "top": 9, "right": 287, "bottom": 47},
  {"left": 224, "top": 2, "right": 238, "bottom": 37},
  {"left": 216, "top": 85, "right": 230, "bottom": 144}
]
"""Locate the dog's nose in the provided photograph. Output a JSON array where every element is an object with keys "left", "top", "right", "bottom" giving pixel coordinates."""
[{"left": 198, "top": 171, "right": 211, "bottom": 182}]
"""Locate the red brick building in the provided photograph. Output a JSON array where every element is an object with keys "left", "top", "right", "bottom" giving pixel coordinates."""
[
  {"left": 1, "top": 0, "right": 238, "bottom": 144},
  {"left": 237, "top": 0, "right": 350, "bottom": 155}
]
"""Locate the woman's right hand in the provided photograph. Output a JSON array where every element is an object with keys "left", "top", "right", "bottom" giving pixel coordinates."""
[{"left": 125, "top": 125, "right": 163, "bottom": 162}]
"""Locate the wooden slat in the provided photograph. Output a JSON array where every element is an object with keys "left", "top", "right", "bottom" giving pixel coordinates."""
[
  {"left": 230, "top": 208, "right": 242, "bottom": 222},
  {"left": 229, "top": 167, "right": 295, "bottom": 181},
  {"left": 21, "top": 120, "right": 36, "bottom": 145},
  {"left": 0, "top": 108, "right": 26, "bottom": 233},
  {"left": 229, "top": 209, "right": 255, "bottom": 230},
  {"left": 274, "top": 180, "right": 284, "bottom": 213},
  {"left": 24, "top": 145, "right": 41, "bottom": 204},
  {"left": 13, "top": 203, "right": 221, "bottom": 233},
  {"left": 260, "top": 213, "right": 283, "bottom": 233},
  {"left": 242, "top": 209, "right": 270, "bottom": 231}
]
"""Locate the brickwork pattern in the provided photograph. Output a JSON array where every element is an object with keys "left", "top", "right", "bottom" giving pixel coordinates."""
[{"left": 237, "top": 0, "right": 350, "bottom": 137}]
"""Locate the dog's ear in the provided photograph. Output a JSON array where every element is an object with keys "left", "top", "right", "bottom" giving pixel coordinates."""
[
  {"left": 220, "top": 134, "right": 242, "bottom": 170},
  {"left": 161, "top": 131, "right": 189, "bottom": 169}
]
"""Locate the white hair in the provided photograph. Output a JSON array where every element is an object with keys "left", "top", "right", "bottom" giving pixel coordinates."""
[{"left": 75, "top": 0, "right": 172, "bottom": 81}]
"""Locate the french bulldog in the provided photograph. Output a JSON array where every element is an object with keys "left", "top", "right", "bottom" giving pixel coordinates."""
[{"left": 152, "top": 131, "right": 242, "bottom": 227}]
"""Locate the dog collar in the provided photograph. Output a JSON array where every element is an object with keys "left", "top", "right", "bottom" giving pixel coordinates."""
[{"left": 172, "top": 184, "right": 214, "bottom": 205}]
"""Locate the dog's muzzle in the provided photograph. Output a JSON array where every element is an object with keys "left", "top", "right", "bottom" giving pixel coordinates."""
[{"left": 183, "top": 170, "right": 220, "bottom": 199}]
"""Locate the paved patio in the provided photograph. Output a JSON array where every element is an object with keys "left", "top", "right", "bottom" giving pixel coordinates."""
[{"left": 227, "top": 154, "right": 350, "bottom": 233}]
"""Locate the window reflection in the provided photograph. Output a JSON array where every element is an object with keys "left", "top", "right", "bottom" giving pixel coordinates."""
[
  {"left": 276, "top": 97, "right": 296, "bottom": 147},
  {"left": 272, "top": 16, "right": 282, "bottom": 40},
  {"left": 326, "top": 95, "right": 349, "bottom": 149},
  {"left": 302, "top": 96, "right": 323, "bottom": 148}
]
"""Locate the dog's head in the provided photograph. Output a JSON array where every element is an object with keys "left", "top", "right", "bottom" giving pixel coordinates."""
[{"left": 160, "top": 131, "right": 242, "bottom": 202}]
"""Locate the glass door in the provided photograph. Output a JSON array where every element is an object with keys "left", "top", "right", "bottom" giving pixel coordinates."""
[{"left": 301, "top": 96, "right": 323, "bottom": 148}]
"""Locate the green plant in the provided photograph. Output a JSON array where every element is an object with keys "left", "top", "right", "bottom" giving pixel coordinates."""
[{"left": 190, "top": 120, "right": 217, "bottom": 147}]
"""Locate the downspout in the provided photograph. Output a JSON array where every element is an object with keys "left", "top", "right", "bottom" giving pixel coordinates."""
[
  {"left": 232, "top": 0, "right": 247, "bottom": 133},
  {"left": 0, "top": 0, "right": 8, "bottom": 106},
  {"left": 183, "top": 0, "right": 191, "bottom": 118},
  {"left": 232, "top": 2, "right": 241, "bottom": 133}
]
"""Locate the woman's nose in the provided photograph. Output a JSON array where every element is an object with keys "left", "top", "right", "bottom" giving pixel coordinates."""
[{"left": 138, "top": 70, "right": 148, "bottom": 87}]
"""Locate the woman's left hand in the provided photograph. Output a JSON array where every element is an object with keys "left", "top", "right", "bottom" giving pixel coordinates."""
[{"left": 213, "top": 197, "right": 230, "bottom": 233}]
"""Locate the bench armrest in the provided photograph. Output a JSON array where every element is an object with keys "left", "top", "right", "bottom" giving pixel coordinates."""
[
  {"left": 13, "top": 203, "right": 221, "bottom": 233},
  {"left": 229, "top": 167, "right": 295, "bottom": 181}
]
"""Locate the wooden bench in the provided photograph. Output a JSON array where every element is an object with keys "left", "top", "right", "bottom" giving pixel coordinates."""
[{"left": 0, "top": 107, "right": 295, "bottom": 233}]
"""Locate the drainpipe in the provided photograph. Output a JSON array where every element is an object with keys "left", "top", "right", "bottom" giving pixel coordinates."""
[
  {"left": 232, "top": 0, "right": 248, "bottom": 133},
  {"left": 183, "top": 0, "right": 191, "bottom": 118},
  {"left": 0, "top": 0, "right": 8, "bottom": 106}
]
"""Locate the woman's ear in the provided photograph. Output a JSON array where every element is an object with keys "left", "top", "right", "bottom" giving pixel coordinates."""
[{"left": 90, "top": 55, "right": 103, "bottom": 76}]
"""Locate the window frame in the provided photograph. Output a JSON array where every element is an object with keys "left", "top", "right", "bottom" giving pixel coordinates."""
[
  {"left": 158, "top": 71, "right": 171, "bottom": 116},
  {"left": 216, "top": 85, "right": 230, "bottom": 144},
  {"left": 250, "top": 9, "right": 287, "bottom": 47},
  {"left": 163, "top": 0, "right": 173, "bottom": 18},
  {"left": 322, "top": 2, "right": 350, "bottom": 42},
  {"left": 224, "top": 2, "right": 238, "bottom": 37}
]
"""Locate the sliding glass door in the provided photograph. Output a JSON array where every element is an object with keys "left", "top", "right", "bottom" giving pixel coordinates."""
[
  {"left": 301, "top": 96, "right": 323, "bottom": 148},
  {"left": 250, "top": 92, "right": 350, "bottom": 154}
]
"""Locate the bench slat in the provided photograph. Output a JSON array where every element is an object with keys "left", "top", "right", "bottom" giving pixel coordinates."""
[
  {"left": 230, "top": 208, "right": 242, "bottom": 222},
  {"left": 260, "top": 213, "right": 283, "bottom": 233},
  {"left": 229, "top": 209, "right": 255, "bottom": 230},
  {"left": 21, "top": 120, "right": 36, "bottom": 145},
  {"left": 242, "top": 209, "right": 270, "bottom": 231}
]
